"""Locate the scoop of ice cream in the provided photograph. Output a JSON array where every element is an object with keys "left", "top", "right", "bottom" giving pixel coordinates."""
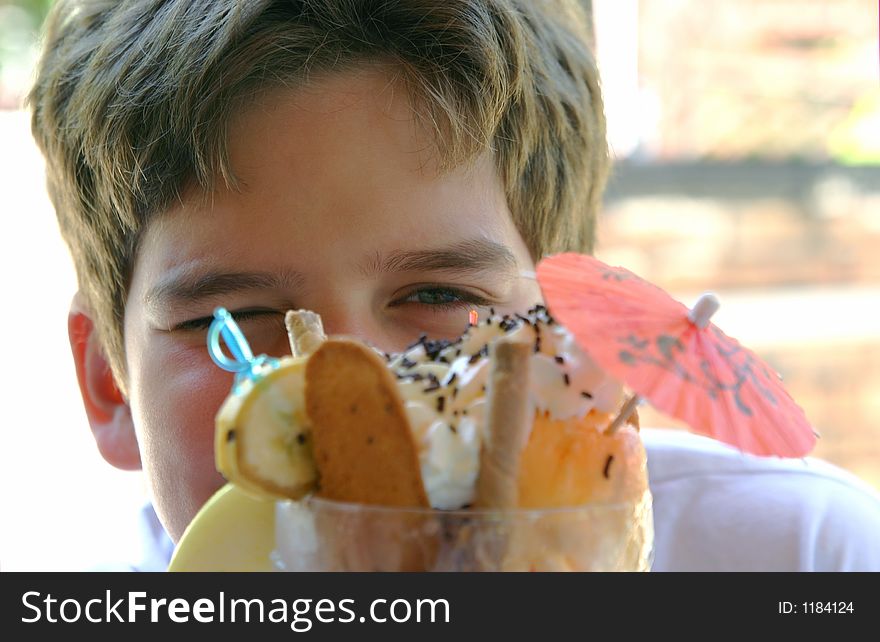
[{"left": 384, "top": 305, "right": 624, "bottom": 509}]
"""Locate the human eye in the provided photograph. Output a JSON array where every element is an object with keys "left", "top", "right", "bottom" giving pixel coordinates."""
[
  {"left": 172, "top": 307, "right": 283, "bottom": 332},
  {"left": 391, "top": 285, "right": 492, "bottom": 312},
  {"left": 385, "top": 284, "right": 499, "bottom": 342},
  {"left": 171, "top": 307, "right": 289, "bottom": 356}
]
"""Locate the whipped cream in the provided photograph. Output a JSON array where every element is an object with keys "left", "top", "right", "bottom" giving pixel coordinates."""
[{"left": 385, "top": 306, "right": 623, "bottom": 509}]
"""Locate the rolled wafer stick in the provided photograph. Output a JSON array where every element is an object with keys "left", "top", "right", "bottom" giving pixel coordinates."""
[
  {"left": 285, "top": 309, "right": 326, "bottom": 358},
  {"left": 474, "top": 339, "right": 533, "bottom": 509}
]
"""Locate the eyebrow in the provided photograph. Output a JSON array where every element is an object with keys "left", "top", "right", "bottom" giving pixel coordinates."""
[
  {"left": 144, "top": 268, "right": 305, "bottom": 312},
  {"left": 360, "top": 239, "right": 518, "bottom": 277},
  {"left": 144, "top": 239, "right": 518, "bottom": 311}
]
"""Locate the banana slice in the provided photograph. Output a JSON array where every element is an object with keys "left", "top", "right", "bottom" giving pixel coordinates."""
[
  {"left": 168, "top": 483, "right": 275, "bottom": 571},
  {"left": 215, "top": 356, "right": 317, "bottom": 500}
]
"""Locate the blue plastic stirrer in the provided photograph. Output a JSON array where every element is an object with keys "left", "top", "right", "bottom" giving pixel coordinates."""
[{"left": 207, "top": 307, "right": 279, "bottom": 387}]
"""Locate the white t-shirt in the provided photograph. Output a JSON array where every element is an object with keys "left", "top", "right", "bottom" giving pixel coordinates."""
[
  {"left": 644, "top": 429, "right": 880, "bottom": 571},
  {"left": 129, "top": 429, "right": 880, "bottom": 572}
]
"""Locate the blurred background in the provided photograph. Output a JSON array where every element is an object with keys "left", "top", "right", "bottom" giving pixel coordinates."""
[
  {"left": 2, "top": 0, "right": 149, "bottom": 571},
  {"left": 1, "top": 0, "right": 877, "bottom": 570},
  {"left": 591, "top": 0, "right": 879, "bottom": 495}
]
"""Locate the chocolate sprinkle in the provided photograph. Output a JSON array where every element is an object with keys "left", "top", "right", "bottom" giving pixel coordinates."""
[
  {"left": 436, "top": 396, "right": 445, "bottom": 412},
  {"left": 452, "top": 386, "right": 459, "bottom": 399},
  {"left": 499, "top": 317, "right": 519, "bottom": 332},
  {"left": 554, "top": 355, "right": 565, "bottom": 364},
  {"left": 401, "top": 357, "right": 416, "bottom": 369},
  {"left": 603, "top": 455, "right": 614, "bottom": 479},
  {"left": 468, "top": 352, "right": 482, "bottom": 365},
  {"left": 581, "top": 391, "right": 593, "bottom": 399},
  {"left": 563, "top": 373, "right": 570, "bottom": 386},
  {"left": 226, "top": 430, "right": 236, "bottom": 443},
  {"left": 424, "top": 338, "right": 454, "bottom": 361},
  {"left": 296, "top": 433, "right": 306, "bottom": 445},
  {"left": 404, "top": 333, "right": 428, "bottom": 352},
  {"left": 449, "top": 423, "right": 458, "bottom": 433}
]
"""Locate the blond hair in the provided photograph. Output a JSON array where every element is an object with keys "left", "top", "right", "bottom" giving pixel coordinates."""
[{"left": 29, "top": 0, "right": 608, "bottom": 387}]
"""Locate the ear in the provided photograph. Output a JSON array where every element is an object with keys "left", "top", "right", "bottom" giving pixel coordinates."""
[{"left": 69, "top": 294, "right": 142, "bottom": 471}]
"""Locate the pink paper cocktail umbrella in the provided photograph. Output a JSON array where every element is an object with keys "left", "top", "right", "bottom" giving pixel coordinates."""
[{"left": 536, "top": 253, "right": 817, "bottom": 458}]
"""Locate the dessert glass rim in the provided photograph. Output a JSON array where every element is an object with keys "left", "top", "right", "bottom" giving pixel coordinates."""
[{"left": 277, "top": 492, "right": 650, "bottom": 518}]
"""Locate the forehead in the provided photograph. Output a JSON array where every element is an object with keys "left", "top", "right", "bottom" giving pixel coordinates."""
[
  {"left": 228, "top": 64, "right": 457, "bottom": 195},
  {"left": 139, "top": 65, "right": 516, "bottom": 274}
]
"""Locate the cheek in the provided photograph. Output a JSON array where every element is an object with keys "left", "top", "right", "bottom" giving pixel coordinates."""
[{"left": 129, "top": 344, "right": 231, "bottom": 541}]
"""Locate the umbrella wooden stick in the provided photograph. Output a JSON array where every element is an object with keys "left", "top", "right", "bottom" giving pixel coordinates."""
[
  {"left": 608, "top": 293, "right": 721, "bottom": 434},
  {"left": 607, "top": 393, "right": 642, "bottom": 434}
]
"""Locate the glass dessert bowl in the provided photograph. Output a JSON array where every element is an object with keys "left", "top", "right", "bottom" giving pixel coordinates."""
[{"left": 273, "top": 492, "right": 653, "bottom": 572}]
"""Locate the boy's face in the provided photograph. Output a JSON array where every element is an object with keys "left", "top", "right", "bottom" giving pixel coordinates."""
[{"left": 118, "top": 66, "right": 541, "bottom": 541}]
